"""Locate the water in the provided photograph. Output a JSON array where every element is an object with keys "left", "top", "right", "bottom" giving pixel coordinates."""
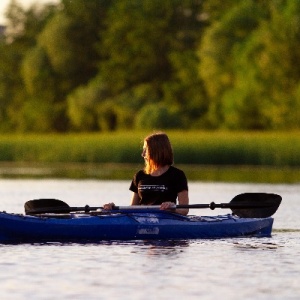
[{"left": 0, "top": 179, "right": 299, "bottom": 300}]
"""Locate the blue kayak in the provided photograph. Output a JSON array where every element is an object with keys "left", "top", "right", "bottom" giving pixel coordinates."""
[{"left": 0, "top": 210, "right": 273, "bottom": 243}]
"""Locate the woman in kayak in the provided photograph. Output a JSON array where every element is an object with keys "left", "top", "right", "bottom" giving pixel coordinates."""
[{"left": 104, "top": 132, "right": 189, "bottom": 215}]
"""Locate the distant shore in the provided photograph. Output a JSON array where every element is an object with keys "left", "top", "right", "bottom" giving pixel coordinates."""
[
  {"left": 0, "top": 131, "right": 299, "bottom": 166},
  {"left": 0, "top": 131, "right": 300, "bottom": 183}
]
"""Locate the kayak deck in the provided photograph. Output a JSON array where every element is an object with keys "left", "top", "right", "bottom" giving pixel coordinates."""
[{"left": 0, "top": 210, "right": 274, "bottom": 243}]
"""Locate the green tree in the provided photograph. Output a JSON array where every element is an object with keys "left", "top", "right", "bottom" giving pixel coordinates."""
[
  {"left": 67, "top": 75, "right": 108, "bottom": 131},
  {"left": 0, "top": 0, "right": 57, "bottom": 132},
  {"left": 21, "top": 0, "right": 111, "bottom": 131},
  {"left": 0, "top": 42, "right": 15, "bottom": 131},
  {"left": 21, "top": 46, "right": 57, "bottom": 131},
  {"left": 162, "top": 50, "right": 207, "bottom": 128},
  {"left": 135, "top": 103, "right": 180, "bottom": 130},
  {"left": 198, "top": 0, "right": 267, "bottom": 128},
  {"left": 100, "top": 0, "right": 206, "bottom": 129},
  {"left": 222, "top": 0, "right": 300, "bottom": 129},
  {"left": 100, "top": 0, "right": 174, "bottom": 93}
]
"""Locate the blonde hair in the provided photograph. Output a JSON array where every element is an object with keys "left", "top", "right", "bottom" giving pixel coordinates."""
[{"left": 143, "top": 132, "right": 174, "bottom": 174}]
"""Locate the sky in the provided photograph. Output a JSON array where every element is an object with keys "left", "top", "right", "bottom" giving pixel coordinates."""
[{"left": 0, "top": 0, "right": 58, "bottom": 24}]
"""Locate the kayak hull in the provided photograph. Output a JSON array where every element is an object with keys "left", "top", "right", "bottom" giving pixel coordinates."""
[{"left": 0, "top": 211, "right": 273, "bottom": 243}]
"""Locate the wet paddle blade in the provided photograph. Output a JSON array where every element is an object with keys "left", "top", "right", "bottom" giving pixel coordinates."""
[
  {"left": 229, "top": 193, "right": 282, "bottom": 218},
  {"left": 25, "top": 199, "right": 70, "bottom": 214}
]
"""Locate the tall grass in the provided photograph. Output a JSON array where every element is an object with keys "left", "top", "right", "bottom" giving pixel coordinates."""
[
  {"left": 0, "top": 131, "right": 299, "bottom": 166},
  {"left": 169, "top": 131, "right": 300, "bottom": 166}
]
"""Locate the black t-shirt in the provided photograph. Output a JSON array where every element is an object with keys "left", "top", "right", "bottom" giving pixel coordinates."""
[{"left": 129, "top": 166, "right": 188, "bottom": 205}]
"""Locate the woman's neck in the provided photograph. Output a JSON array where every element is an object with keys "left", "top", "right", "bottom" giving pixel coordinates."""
[{"left": 150, "top": 165, "right": 170, "bottom": 176}]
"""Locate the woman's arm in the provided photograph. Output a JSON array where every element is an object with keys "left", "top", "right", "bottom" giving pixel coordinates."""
[
  {"left": 132, "top": 190, "right": 189, "bottom": 215},
  {"left": 104, "top": 192, "right": 139, "bottom": 210},
  {"left": 160, "top": 190, "right": 189, "bottom": 215},
  {"left": 130, "top": 192, "right": 140, "bottom": 205},
  {"left": 176, "top": 190, "right": 189, "bottom": 215}
]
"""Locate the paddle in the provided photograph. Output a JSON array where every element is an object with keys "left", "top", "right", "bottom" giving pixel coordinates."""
[{"left": 24, "top": 193, "right": 281, "bottom": 218}]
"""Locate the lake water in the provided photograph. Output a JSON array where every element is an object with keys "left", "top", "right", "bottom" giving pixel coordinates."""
[{"left": 0, "top": 179, "right": 299, "bottom": 300}]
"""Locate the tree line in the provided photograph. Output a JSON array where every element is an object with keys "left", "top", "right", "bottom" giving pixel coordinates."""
[{"left": 0, "top": 0, "right": 299, "bottom": 132}]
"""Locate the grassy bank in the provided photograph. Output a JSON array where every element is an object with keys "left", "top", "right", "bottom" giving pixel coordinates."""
[
  {"left": 0, "top": 131, "right": 300, "bottom": 166},
  {"left": 1, "top": 131, "right": 300, "bottom": 182}
]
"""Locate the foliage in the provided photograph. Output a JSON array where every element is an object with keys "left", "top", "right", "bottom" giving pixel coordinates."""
[
  {"left": 0, "top": 0, "right": 300, "bottom": 132},
  {"left": 135, "top": 103, "right": 180, "bottom": 130}
]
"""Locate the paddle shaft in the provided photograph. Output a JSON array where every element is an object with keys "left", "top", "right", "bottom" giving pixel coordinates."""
[
  {"left": 116, "top": 202, "right": 278, "bottom": 210},
  {"left": 25, "top": 201, "right": 278, "bottom": 214}
]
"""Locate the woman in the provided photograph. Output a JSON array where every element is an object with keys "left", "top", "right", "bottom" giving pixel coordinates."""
[{"left": 104, "top": 132, "right": 189, "bottom": 215}]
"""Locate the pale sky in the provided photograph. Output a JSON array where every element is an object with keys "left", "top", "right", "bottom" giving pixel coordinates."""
[{"left": 0, "top": 0, "right": 59, "bottom": 24}]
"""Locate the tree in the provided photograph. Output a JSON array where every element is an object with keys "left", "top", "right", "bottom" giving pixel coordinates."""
[
  {"left": 135, "top": 103, "right": 180, "bottom": 130},
  {"left": 20, "top": 46, "right": 57, "bottom": 131},
  {"left": 22, "top": 0, "right": 111, "bottom": 131},
  {"left": 0, "top": 0, "right": 57, "bottom": 131},
  {"left": 222, "top": 1, "right": 300, "bottom": 129},
  {"left": 100, "top": 0, "right": 174, "bottom": 93},
  {"left": 198, "top": 0, "right": 267, "bottom": 128},
  {"left": 100, "top": 0, "right": 206, "bottom": 129},
  {"left": 67, "top": 75, "right": 108, "bottom": 131}
]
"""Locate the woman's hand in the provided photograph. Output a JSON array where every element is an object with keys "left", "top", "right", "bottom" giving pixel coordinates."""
[
  {"left": 103, "top": 202, "right": 115, "bottom": 210},
  {"left": 160, "top": 191, "right": 189, "bottom": 215},
  {"left": 160, "top": 202, "right": 176, "bottom": 211}
]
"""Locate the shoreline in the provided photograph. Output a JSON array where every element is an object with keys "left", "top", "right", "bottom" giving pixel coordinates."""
[{"left": 0, "top": 162, "right": 299, "bottom": 183}]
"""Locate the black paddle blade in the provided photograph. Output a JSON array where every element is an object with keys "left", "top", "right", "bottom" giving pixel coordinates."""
[
  {"left": 25, "top": 199, "right": 70, "bottom": 214},
  {"left": 229, "top": 193, "right": 282, "bottom": 218}
]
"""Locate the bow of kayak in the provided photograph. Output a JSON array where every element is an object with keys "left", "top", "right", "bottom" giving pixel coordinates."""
[{"left": 0, "top": 211, "right": 273, "bottom": 243}]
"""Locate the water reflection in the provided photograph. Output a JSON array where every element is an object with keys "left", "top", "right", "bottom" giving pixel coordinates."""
[
  {"left": 95, "top": 240, "right": 190, "bottom": 256},
  {"left": 232, "top": 241, "right": 282, "bottom": 250},
  {"left": 131, "top": 240, "right": 190, "bottom": 256},
  {"left": 31, "top": 239, "right": 191, "bottom": 256}
]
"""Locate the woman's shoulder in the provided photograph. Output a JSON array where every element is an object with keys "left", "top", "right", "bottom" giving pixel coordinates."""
[
  {"left": 136, "top": 169, "right": 146, "bottom": 175},
  {"left": 168, "top": 166, "right": 187, "bottom": 178},
  {"left": 169, "top": 166, "right": 188, "bottom": 189},
  {"left": 169, "top": 165, "right": 185, "bottom": 174},
  {"left": 134, "top": 169, "right": 147, "bottom": 179}
]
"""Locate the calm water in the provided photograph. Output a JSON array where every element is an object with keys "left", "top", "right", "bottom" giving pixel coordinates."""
[{"left": 0, "top": 179, "right": 299, "bottom": 300}]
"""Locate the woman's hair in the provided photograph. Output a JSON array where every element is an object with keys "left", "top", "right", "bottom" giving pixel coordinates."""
[{"left": 144, "top": 132, "right": 174, "bottom": 174}]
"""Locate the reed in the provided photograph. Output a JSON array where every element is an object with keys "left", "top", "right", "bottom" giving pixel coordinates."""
[{"left": 0, "top": 131, "right": 299, "bottom": 166}]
